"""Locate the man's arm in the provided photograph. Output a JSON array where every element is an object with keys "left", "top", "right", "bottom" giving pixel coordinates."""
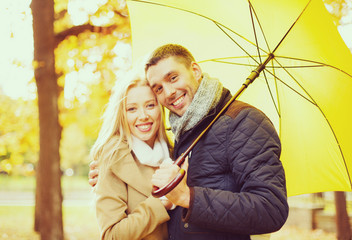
[
  {"left": 183, "top": 108, "right": 289, "bottom": 235},
  {"left": 88, "top": 160, "right": 99, "bottom": 187}
]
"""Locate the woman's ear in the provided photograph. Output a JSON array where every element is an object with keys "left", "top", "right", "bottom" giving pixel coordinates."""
[{"left": 191, "top": 62, "right": 203, "bottom": 82}]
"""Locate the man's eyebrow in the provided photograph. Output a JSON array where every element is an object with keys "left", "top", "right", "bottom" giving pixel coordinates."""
[{"left": 150, "top": 71, "right": 174, "bottom": 89}]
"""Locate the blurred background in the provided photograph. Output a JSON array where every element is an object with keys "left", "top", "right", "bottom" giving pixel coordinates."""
[{"left": 0, "top": 0, "right": 351, "bottom": 239}]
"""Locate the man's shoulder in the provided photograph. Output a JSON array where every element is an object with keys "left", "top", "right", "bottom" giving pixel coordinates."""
[{"left": 224, "top": 100, "right": 256, "bottom": 119}]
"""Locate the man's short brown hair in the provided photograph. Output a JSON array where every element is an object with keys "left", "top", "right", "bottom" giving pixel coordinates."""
[{"left": 145, "top": 44, "right": 195, "bottom": 72}]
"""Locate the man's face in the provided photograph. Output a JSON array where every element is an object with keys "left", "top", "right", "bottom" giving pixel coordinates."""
[{"left": 146, "top": 57, "right": 202, "bottom": 116}]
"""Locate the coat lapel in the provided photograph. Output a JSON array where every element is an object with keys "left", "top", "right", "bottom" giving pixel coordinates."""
[{"left": 110, "top": 146, "right": 154, "bottom": 197}]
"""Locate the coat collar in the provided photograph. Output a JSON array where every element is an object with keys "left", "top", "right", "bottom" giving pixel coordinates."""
[
  {"left": 174, "top": 88, "right": 232, "bottom": 156},
  {"left": 109, "top": 141, "right": 154, "bottom": 197}
]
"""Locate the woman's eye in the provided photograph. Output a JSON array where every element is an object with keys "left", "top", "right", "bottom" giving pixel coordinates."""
[
  {"left": 171, "top": 75, "right": 177, "bottom": 82},
  {"left": 126, "top": 107, "right": 136, "bottom": 112},
  {"left": 147, "top": 103, "right": 156, "bottom": 109}
]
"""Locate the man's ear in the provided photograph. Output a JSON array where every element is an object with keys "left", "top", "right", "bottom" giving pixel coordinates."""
[{"left": 191, "top": 62, "right": 203, "bottom": 82}]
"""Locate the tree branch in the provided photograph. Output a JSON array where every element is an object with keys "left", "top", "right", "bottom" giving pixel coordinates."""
[
  {"left": 114, "top": 9, "right": 129, "bottom": 18},
  {"left": 55, "top": 24, "right": 118, "bottom": 47},
  {"left": 55, "top": 9, "right": 67, "bottom": 21}
]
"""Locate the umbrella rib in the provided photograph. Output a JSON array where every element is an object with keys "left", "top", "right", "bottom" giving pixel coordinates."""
[
  {"left": 262, "top": 69, "right": 281, "bottom": 118},
  {"left": 248, "top": 0, "right": 272, "bottom": 56},
  {"left": 208, "top": 56, "right": 352, "bottom": 77},
  {"left": 264, "top": 64, "right": 316, "bottom": 106},
  {"left": 270, "top": 62, "right": 282, "bottom": 130},
  {"left": 248, "top": 2, "right": 263, "bottom": 64},
  {"left": 271, "top": 59, "right": 352, "bottom": 188},
  {"left": 130, "top": 0, "right": 268, "bottom": 66},
  {"left": 210, "top": 55, "right": 352, "bottom": 188},
  {"left": 130, "top": 0, "right": 352, "bottom": 189},
  {"left": 275, "top": 56, "right": 352, "bottom": 77},
  {"left": 212, "top": 23, "right": 269, "bottom": 59},
  {"left": 213, "top": 22, "right": 260, "bottom": 65},
  {"left": 201, "top": 59, "right": 259, "bottom": 67},
  {"left": 133, "top": 1, "right": 352, "bottom": 77},
  {"left": 206, "top": 59, "right": 324, "bottom": 69},
  {"left": 272, "top": 0, "right": 312, "bottom": 54}
]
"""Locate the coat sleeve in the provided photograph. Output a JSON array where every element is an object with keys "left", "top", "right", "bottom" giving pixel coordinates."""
[
  {"left": 95, "top": 155, "right": 169, "bottom": 240},
  {"left": 184, "top": 108, "right": 289, "bottom": 235}
]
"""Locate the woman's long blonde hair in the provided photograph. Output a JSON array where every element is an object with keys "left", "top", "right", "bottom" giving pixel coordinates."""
[{"left": 90, "top": 66, "right": 169, "bottom": 170}]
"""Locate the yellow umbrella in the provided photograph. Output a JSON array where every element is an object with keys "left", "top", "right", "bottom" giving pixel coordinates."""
[{"left": 126, "top": 0, "right": 352, "bottom": 196}]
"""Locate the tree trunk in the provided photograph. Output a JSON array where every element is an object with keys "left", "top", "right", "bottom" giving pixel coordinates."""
[
  {"left": 335, "top": 191, "right": 351, "bottom": 240},
  {"left": 34, "top": 180, "right": 40, "bottom": 232},
  {"left": 31, "top": 0, "right": 63, "bottom": 239}
]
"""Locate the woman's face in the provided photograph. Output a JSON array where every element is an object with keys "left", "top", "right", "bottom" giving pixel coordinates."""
[{"left": 126, "top": 85, "right": 161, "bottom": 148}]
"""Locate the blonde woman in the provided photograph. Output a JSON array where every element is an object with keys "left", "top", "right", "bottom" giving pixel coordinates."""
[{"left": 91, "top": 67, "right": 173, "bottom": 240}]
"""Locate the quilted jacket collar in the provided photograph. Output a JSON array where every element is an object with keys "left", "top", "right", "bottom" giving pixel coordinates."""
[{"left": 173, "top": 88, "right": 232, "bottom": 157}]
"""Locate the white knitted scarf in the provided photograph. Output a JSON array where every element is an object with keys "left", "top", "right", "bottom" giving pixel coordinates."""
[
  {"left": 169, "top": 73, "right": 223, "bottom": 142},
  {"left": 131, "top": 136, "right": 173, "bottom": 167}
]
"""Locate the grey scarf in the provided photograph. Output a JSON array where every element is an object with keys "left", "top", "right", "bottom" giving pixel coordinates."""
[{"left": 169, "top": 73, "right": 223, "bottom": 142}]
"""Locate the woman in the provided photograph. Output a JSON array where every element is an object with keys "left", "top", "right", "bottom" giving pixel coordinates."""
[{"left": 90, "top": 66, "right": 173, "bottom": 240}]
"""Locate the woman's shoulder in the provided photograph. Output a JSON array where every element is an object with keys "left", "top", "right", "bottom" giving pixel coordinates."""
[
  {"left": 101, "top": 136, "right": 130, "bottom": 162},
  {"left": 106, "top": 135, "right": 128, "bottom": 149}
]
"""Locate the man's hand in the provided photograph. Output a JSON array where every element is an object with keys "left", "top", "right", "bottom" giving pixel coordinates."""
[
  {"left": 88, "top": 160, "right": 99, "bottom": 187},
  {"left": 152, "top": 158, "right": 190, "bottom": 208}
]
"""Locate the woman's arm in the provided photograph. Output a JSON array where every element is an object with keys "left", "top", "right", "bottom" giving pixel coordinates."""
[{"left": 95, "top": 168, "right": 170, "bottom": 240}]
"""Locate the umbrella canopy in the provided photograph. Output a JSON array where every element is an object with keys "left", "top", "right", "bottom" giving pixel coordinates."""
[{"left": 126, "top": 0, "right": 352, "bottom": 196}]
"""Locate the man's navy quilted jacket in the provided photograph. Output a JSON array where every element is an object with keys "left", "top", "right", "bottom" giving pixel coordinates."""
[{"left": 167, "top": 88, "right": 289, "bottom": 240}]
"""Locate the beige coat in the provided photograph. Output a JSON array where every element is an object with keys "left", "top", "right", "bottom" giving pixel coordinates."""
[{"left": 95, "top": 137, "right": 170, "bottom": 240}]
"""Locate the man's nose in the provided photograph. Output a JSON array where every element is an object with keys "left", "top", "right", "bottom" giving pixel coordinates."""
[{"left": 164, "top": 83, "right": 176, "bottom": 97}]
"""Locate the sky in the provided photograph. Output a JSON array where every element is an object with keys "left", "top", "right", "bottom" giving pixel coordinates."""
[
  {"left": 0, "top": 0, "right": 35, "bottom": 100},
  {"left": 0, "top": 0, "right": 351, "bottom": 100}
]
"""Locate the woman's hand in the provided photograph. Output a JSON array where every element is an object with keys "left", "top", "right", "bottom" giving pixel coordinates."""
[
  {"left": 152, "top": 157, "right": 190, "bottom": 208},
  {"left": 159, "top": 196, "right": 175, "bottom": 210}
]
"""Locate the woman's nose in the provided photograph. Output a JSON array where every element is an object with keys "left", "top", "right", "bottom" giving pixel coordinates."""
[{"left": 138, "top": 109, "right": 149, "bottom": 120}]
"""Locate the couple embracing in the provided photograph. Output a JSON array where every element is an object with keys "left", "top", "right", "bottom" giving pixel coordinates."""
[{"left": 89, "top": 44, "right": 288, "bottom": 240}]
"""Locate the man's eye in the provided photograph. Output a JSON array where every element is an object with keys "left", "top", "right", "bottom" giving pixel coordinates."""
[{"left": 155, "top": 86, "right": 163, "bottom": 94}]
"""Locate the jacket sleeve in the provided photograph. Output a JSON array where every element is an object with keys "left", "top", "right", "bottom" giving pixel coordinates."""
[
  {"left": 184, "top": 108, "right": 289, "bottom": 235},
  {"left": 95, "top": 155, "right": 169, "bottom": 240}
]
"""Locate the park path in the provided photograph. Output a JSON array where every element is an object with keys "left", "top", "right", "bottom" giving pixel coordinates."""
[{"left": 0, "top": 190, "right": 95, "bottom": 206}]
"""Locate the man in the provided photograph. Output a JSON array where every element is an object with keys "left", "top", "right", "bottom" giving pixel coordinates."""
[{"left": 90, "top": 44, "right": 289, "bottom": 240}]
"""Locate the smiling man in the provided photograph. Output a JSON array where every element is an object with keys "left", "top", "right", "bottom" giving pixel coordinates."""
[
  {"left": 147, "top": 44, "right": 289, "bottom": 240},
  {"left": 147, "top": 55, "right": 201, "bottom": 117}
]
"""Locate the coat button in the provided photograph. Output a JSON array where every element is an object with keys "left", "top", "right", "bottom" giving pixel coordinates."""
[{"left": 184, "top": 223, "right": 189, "bottom": 228}]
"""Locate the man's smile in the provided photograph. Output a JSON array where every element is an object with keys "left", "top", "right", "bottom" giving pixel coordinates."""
[{"left": 171, "top": 94, "right": 185, "bottom": 108}]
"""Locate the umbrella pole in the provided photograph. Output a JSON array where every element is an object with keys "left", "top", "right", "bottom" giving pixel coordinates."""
[{"left": 152, "top": 53, "right": 275, "bottom": 197}]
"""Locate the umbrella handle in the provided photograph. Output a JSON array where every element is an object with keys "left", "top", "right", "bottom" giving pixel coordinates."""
[{"left": 151, "top": 154, "right": 187, "bottom": 198}]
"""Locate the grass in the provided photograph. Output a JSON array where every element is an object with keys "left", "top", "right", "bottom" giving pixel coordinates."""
[
  {"left": 1, "top": 175, "right": 99, "bottom": 240},
  {"left": 271, "top": 225, "right": 336, "bottom": 240},
  {"left": 0, "top": 205, "right": 337, "bottom": 240},
  {"left": 0, "top": 175, "right": 36, "bottom": 191},
  {"left": 0, "top": 176, "right": 344, "bottom": 239},
  {"left": 0, "top": 206, "right": 38, "bottom": 240},
  {"left": 0, "top": 175, "right": 90, "bottom": 192},
  {"left": 0, "top": 205, "right": 100, "bottom": 240}
]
